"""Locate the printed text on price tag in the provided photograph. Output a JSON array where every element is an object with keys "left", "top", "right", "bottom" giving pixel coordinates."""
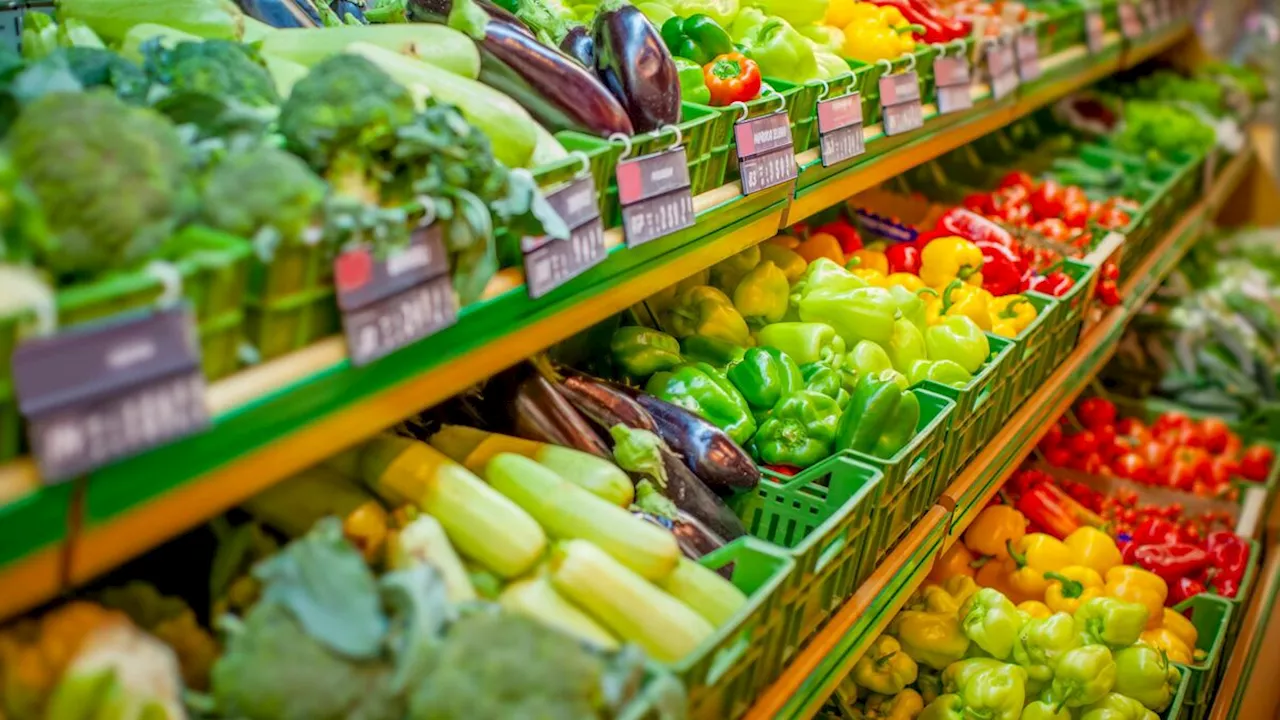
[
  {"left": 935, "top": 55, "right": 974, "bottom": 114},
  {"left": 816, "top": 91, "right": 865, "bottom": 166},
  {"left": 879, "top": 71, "right": 923, "bottom": 136},
  {"left": 735, "top": 110, "right": 797, "bottom": 194},
  {"left": 617, "top": 147, "right": 696, "bottom": 247},
  {"left": 522, "top": 176, "right": 607, "bottom": 299}
]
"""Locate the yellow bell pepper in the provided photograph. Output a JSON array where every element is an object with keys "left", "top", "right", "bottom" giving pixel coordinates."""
[
  {"left": 891, "top": 609, "right": 970, "bottom": 670},
  {"left": 990, "top": 295, "right": 1037, "bottom": 338},
  {"left": 849, "top": 248, "right": 890, "bottom": 274},
  {"left": 827, "top": 0, "right": 881, "bottom": 27},
  {"left": 1043, "top": 566, "right": 1105, "bottom": 614},
  {"left": 1017, "top": 600, "right": 1053, "bottom": 619},
  {"left": 929, "top": 542, "right": 976, "bottom": 583},
  {"left": 852, "top": 635, "right": 918, "bottom": 694},
  {"left": 963, "top": 505, "right": 1026, "bottom": 561},
  {"left": 1064, "top": 527, "right": 1123, "bottom": 577},
  {"left": 852, "top": 267, "right": 887, "bottom": 286},
  {"left": 919, "top": 236, "right": 984, "bottom": 289},
  {"left": 886, "top": 272, "right": 926, "bottom": 291},
  {"left": 769, "top": 233, "right": 801, "bottom": 250},
  {"left": 974, "top": 556, "right": 1028, "bottom": 602},
  {"left": 1140, "top": 628, "right": 1194, "bottom": 664},
  {"left": 1162, "top": 608, "right": 1198, "bottom": 650},
  {"left": 941, "top": 575, "right": 980, "bottom": 607},
  {"left": 842, "top": 14, "right": 917, "bottom": 63},
  {"left": 794, "top": 232, "right": 845, "bottom": 265},
  {"left": 864, "top": 689, "right": 925, "bottom": 720},
  {"left": 938, "top": 280, "right": 993, "bottom": 331},
  {"left": 1105, "top": 566, "right": 1168, "bottom": 630},
  {"left": 1006, "top": 533, "right": 1073, "bottom": 601},
  {"left": 759, "top": 243, "right": 808, "bottom": 283}
]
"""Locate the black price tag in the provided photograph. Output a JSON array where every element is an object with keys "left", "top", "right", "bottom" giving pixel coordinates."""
[
  {"left": 879, "top": 71, "right": 923, "bottom": 136},
  {"left": 934, "top": 55, "right": 973, "bottom": 114},
  {"left": 522, "top": 175, "right": 607, "bottom": 299},
  {"left": 1016, "top": 29, "right": 1041, "bottom": 82},
  {"left": 1119, "top": 3, "right": 1143, "bottom": 37},
  {"left": 986, "top": 39, "right": 1019, "bottom": 100},
  {"left": 617, "top": 147, "right": 696, "bottom": 247},
  {"left": 1086, "top": 10, "right": 1106, "bottom": 51},
  {"left": 335, "top": 225, "right": 458, "bottom": 366},
  {"left": 13, "top": 306, "right": 210, "bottom": 483},
  {"left": 816, "top": 92, "right": 866, "bottom": 167},
  {"left": 735, "top": 110, "right": 797, "bottom": 194}
]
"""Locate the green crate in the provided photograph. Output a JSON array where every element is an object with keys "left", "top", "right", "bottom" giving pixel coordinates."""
[
  {"left": 1007, "top": 292, "right": 1060, "bottom": 406},
  {"left": 675, "top": 537, "right": 796, "bottom": 720},
  {"left": 1163, "top": 666, "right": 1193, "bottom": 720},
  {"left": 1218, "top": 538, "right": 1260, "bottom": 651},
  {"left": 733, "top": 456, "right": 883, "bottom": 661},
  {"left": 686, "top": 80, "right": 805, "bottom": 187},
  {"left": 1172, "top": 594, "right": 1234, "bottom": 720},
  {"left": 1035, "top": 3, "right": 1087, "bottom": 53},
  {"left": 924, "top": 334, "right": 1017, "bottom": 476},
  {"left": 846, "top": 389, "right": 955, "bottom": 558},
  {"left": 1045, "top": 258, "right": 1098, "bottom": 367}
]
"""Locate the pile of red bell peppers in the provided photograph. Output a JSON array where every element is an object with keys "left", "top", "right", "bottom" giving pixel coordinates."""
[{"left": 1123, "top": 521, "right": 1252, "bottom": 603}]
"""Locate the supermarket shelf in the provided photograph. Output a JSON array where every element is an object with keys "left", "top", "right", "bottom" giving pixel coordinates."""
[
  {"left": 743, "top": 144, "right": 1256, "bottom": 720},
  {"left": 1211, "top": 539, "right": 1280, "bottom": 719}
]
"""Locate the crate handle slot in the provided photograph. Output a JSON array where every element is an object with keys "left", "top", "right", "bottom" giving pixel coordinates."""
[
  {"left": 971, "top": 382, "right": 992, "bottom": 410},
  {"left": 705, "top": 630, "right": 752, "bottom": 685},
  {"left": 814, "top": 531, "right": 850, "bottom": 573}
]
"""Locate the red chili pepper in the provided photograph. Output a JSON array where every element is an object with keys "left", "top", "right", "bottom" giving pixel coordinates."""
[
  {"left": 764, "top": 464, "right": 799, "bottom": 477},
  {"left": 935, "top": 208, "right": 1015, "bottom": 247},
  {"left": 867, "top": 0, "right": 969, "bottom": 41},
  {"left": 976, "top": 240, "right": 1027, "bottom": 296},
  {"left": 1133, "top": 543, "right": 1210, "bottom": 583},
  {"left": 1204, "top": 531, "right": 1250, "bottom": 583},
  {"left": 885, "top": 240, "right": 921, "bottom": 274},
  {"left": 1170, "top": 576, "right": 1207, "bottom": 604},
  {"left": 1131, "top": 517, "right": 1182, "bottom": 548},
  {"left": 1026, "top": 271, "right": 1075, "bottom": 297},
  {"left": 1015, "top": 484, "right": 1081, "bottom": 539},
  {"left": 815, "top": 220, "right": 862, "bottom": 254}
]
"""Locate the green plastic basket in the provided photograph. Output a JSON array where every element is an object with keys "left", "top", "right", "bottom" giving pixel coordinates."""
[
  {"left": 1035, "top": 2, "right": 1087, "bottom": 53},
  {"left": 1163, "top": 666, "right": 1194, "bottom": 720},
  {"left": 733, "top": 456, "right": 883, "bottom": 661},
  {"left": 846, "top": 388, "right": 956, "bottom": 558},
  {"left": 685, "top": 80, "right": 804, "bottom": 188},
  {"left": 1007, "top": 292, "right": 1060, "bottom": 406},
  {"left": 1045, "top": 258, "right": 1099, "bottom": 368},
  {"left": 243, "top": 242, "right": 337, "bottom": 362},
  {"left": 675, "top": 537, "right": 796, "bottom": 720},
  {"left": 924, "top": 334, "right": 1017, "bottom": 477},
  {"left": 1172, "top": 594, "right": 1234, "bottom": 720}
]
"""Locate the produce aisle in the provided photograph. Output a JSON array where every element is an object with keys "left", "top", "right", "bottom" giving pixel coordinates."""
[{"left": 0, "top": 0, "right": 1276, "bottom": 718}]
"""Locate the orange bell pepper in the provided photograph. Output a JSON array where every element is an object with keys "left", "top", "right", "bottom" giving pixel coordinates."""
[
  {"left": 1105, "top": 565, "right": 1168, "bottom": 629},
  {"left": 964, "top": 505, "right": 1027, "bottom": 561},
  {"left": 929, "top": 542, "right": 977, "bottom": 583},
  {"left": 794, "top": 232, "right": 845, "bottom": 265}
]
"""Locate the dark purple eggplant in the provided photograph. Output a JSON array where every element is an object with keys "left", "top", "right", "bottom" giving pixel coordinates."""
[
  {"left": 633, "top": 510, "right": 730, "bottom": 578},
  {"left": 557, "top": 375, "right": 657, "bottom": 433},
  {"left": 407, "top": 0, "right": 533, "bottom": 33},
  {"left": 511, "top": 375, "right": 611, "bottom": 457},
  {"left": 560, "top": 25, "right": 595, "bottom": 67},
  {"left": 592, "top": 0, "right": 680, "bottom": 133},
  {"left": 625, "top": 387, "right": 759, "bottom": 497},
  {"left": 235, "top": 0, "right": 321, "bottom": 27}
]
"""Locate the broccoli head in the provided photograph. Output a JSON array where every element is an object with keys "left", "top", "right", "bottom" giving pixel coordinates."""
[
  {"left": 278, "top": 54, "right": 417, "bottom": 204},
  {"left": 10, "top": 47, "right": 149, "bottom": 105},
  {"left": 144, "top": 39, "right": 279, "bottom": 108},
  {"left": 7, "top": 90, "right": 192, "bottom": 280},
  {"left": 200, "top": 146, "right": 327, "bottom": 253}
]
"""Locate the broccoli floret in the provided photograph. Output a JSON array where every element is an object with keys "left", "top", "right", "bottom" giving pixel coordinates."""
[
  {"left": 278, "top": 54, "right": 417, "bottom": 204},
  {"left": 7, "top": 91, "right": 193, "bottom": 280},
  {"left": 200, "top": 146, "right": 328, "bottom": 253},
  {"left": 10, "top": 47, "right": 149, "bottom": 105},
  {"left": 144, "top": 39, "right": 279, "bottom": 108}
]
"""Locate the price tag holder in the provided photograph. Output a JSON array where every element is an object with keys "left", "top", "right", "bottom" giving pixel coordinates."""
[
  {"left": 13, "top": 306, "right": 210, "bottom": 483},
  {"left": 816, "top": 90, "right": 865, "bottom": 167},
  {"left": 1119, "top": 2, "right": 1143, "bottom": 38},
  {"left": 986, "top": 38, "right": 1019, "bottom": 100},
  {"left": 734, "top": 105, "right": 797, "bottom": 195},
  {"left": 1015, "top": 29, "right": 1041, "bottom": 82},
  {"left": 617, "top": 138, "right": 696, "bottom": 248},
  {"left": 521, "top": 172, "right": 607, "bottom": 299},
  {"left": 934, "top": 49, "right": 973, "bottom": 115},
  {"left": 879, "top": 69, "right": 923, "bottom": 136},
  {"left": 335, "top": 224, "right": 458, "bottom": 367},
  {"left": 1085, "top": 10, "right": 1106, "bottom": 52}
]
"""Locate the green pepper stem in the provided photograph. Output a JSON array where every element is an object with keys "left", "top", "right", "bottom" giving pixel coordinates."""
[
  {"left": 916, "top": 287, "right": 939, "bottom": 299},
  {"left": 893, "top": 23, "right": 926, "bottom": 35},
  {"left": 1006, "top": 539, "right": 1028, "bottom": 568},
  {"left": 939, "top": 279, "right": 964, "bottom": 315},
  {"left": 998, "top": 298, "right": 1030, "bottom": 319},
  {"left": 1043, "top": 571, "right": 1085, "bottom": 598}
]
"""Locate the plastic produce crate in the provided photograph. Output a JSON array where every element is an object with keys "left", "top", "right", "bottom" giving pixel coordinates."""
[
  {"left": 1045, "top": 258, "right": 1099, "bottom": 367},
  {"left": 847, "top": 388, "right": 955, "bottom": 558},
  {"left": 733, "top": 456, "right": 883, "bottom": 661},
  {"left": 243, "top": 240, "right": 338, "bottom": 362},
  {"left": 1163, "top": 668, "right": 1194, "bottom": 720},
  {"left": 1172, "top": 594, "right": 1234, "bottom": 720},
  {"left": 853, "top": 53, "right": 916, "bottom": 126},
  {"left": 676, "top": 537, "right": 796, "bottom": 720},
  {"left": 685, "top": 81, "right": 805, "bottom": 187},
  {"left": 1007, "top": 292, "right": 1060, "bottom": 406},
  {"left": 923, "top": 334, "right": 1017, "bottom": 478}
]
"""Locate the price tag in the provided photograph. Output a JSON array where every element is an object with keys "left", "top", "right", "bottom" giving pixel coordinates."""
[
  {"left": 1119, "top": 3, "right": 1143, "bottom": 37},
  {"left": 1016, "top": 29, "right": 1041, "bottom": 82},
  {"left": 816, "top": 92, "right": 865, "bottom": 167},
  {"left": 986, "top": 39, "right": 1019, "bottom": 100},
  {"left": 735, "top": 110, "right": 797, "bottom": 194},
  {"left": 879, "top": 71, "right": 923, "bottom": 136},
  {"left": 13, "top": 307, "right": 210, "bottom": 483},
  {"left": 934, "top": 55, "right": 973, "bottom": 114},
  {"left": 335, "top": 225, "right": 458, "bottom": 366},
  {"left": 1085, "top": 10, "right": 1107, "bottom": 51},
  {"left": 617, "top": 147, "right": 696, "bottom": 247},
  {"left": 1139, "top": 0, "right": 1158, "bottom": 29},
  {"left": 521, "top": 175, "right": 606, "bottom": 299}
]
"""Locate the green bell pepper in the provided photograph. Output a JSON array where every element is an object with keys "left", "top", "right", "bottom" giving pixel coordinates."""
[
  {"left": 924, "top": 315, "right": 991, "bottom": 375},
  {"left": 661, "top": 14, "right": 735, "bottom": 64},
  {"left": 759, "top": 242, "right": 807, "bottom": 283},
  {"left": 790, "top": 257, "right": 867, "bottom": 308},
  {"left": 798, "top": 284, "right": 898, "bottom": 347},
  {"left": 733, "top": 260, "right": 789, "bottom": 327},
  {"left": 726, "top": 346, "right": 804, "bottom": 412},
  {"left": 637, "top": 2, "right": 677, "bottom": 27},
  {"left": 680, "top": 334, "right": 746, "bottom": 368},
  {"left": 610, "top": 326, "right": 683, "bottom": 380},
  {"left": 810, "top": 41, "right": 848, "bottom": 80},
  {"left": 742, "top": 0, "right": 825, "bottom": 26},
  {"left": 1044, "top": 644, "right": 1117, "bottom": 708},
  {"left": 923, "top": 659, "right": 1026, "bottom": 720},
  {"left": 1112, "top": 645, "right": 1179, "bottom": 712},
  {"left": 960, "top": 588, "right": 1024, "bottom": 660},
  {"left": 886, "top": 318, "right": 927, "bottom": 375},
  {"left": 757, "top": 321, "right": 845, "bottom": 366},
  {"left": 662, "top": 285, "right": 752, "bottom": 347},
  {"left": 710, "top": 245, "right": 761, "bottom": 294},
  {"left": 1021, "top": 700, "right": 1073, "bottom": 720},
  {"left": 849, "top": 340, "right": 895, "bottom": 377},
  {"left": 835, "top": 370, "right": 919, "bottom": 458},
  {"left": 646, "top": 362, "right": 756, "bottom": 444},
  {"left": 1012, "top": 612, "right": 1080, "bottom": 694},
  {"left": 1074, "top": 597, "right": 1149, "bottom": 650},
  {"left": 661, "top": 0, "right": 741, "bottom": 30},
  {"left": 891, "top": 609, "right": 970, "bottom": 670},
  {"left": 852, "top": 635, "right": 918, "bottom": 695},
  {"left": 888, "top": 284, "right": 929, "bottom": 331},
  {"left": 729, "top": 8, "right": 819, "bottom": 83},
  {"left": 751, "top": 389, "right": 840, "bottom": 467},
  {"left": 800, "top": 363, "right": 851, "bottom": 408},
  {"left": 1079, "top": 693, "right": 1160, "bottom": 720},
  {"left": 800, "top": 23, "right": 843, "bottom": 50},
  {"left": 908, "top": 359, "right": 972, "bottom": 388},
  {"left": 674, "top": 57, "right": 711, "bottom": 104}
]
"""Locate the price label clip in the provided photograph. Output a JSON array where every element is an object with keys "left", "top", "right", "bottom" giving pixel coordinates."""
[
  {"left": 1085, "top": 9, "right": 1107, "bottom": 52},
  {"left": 1015, "top": 27, "right": 1041, "bottom": 82},
  {"left": 985, "top": 34, "right": 1020, "bottom": 100},
  {"left": 521, "top": 153, "right": 608, "bottom": 299},
  {"left": 932, "top": 39, "right": 974, "bottom": 115},
  {"left": 733, "top": 92, "right": 797, "bottom": 195},
  {"left": 814, "top": 77, "right": 866, "bottom": 167},
  {"left": 878, "top": 57, "right": 924, "bottom": 136},
  {"left": 1119, "top": 2, "right": 1144, "bottom": 38},
  {"left": 614, "top": 125, "right": 697, "bottom": 248}
]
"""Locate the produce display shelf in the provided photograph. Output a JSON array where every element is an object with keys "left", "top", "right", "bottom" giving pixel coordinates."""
[
  {"left": 0, "top": 25, "right": 1199, "bottom": 624},
  {"left": 1207, "top": 538, "right": 1280, "bottom": 719},
  {"left": 741, "top": 144, "right": 1256, "bottom": 720}
]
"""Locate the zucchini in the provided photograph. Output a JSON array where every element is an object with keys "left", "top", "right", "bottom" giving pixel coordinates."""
[
  {"left": 485, "top": 453, "right": 679, "bottom": 581},
  {"left": 58, "top": 0, "right": 244, "bottom": 42},
  {"left": 358, "top": 435, "right": 546, "bottom": 578},
  {"left": 659, "top": 558, "right": 748, "bottom": 627},
  {"left": 241, "top": 465, "right": 378, "bottom": 538},
  {"left": 388, "top": 514, "right": 476, "bottom": 603},
  {"left": 550, "top": 540, "right": 714, "bottom": 663},
  {"left": 430, "top": 425, "right": 633, "bottom": 506},
  {"left": 499, "top": 576, "right": 620, "bottom": 650},
  {"left": 260, "top": 25, "right": 480, "bottom": 79}
]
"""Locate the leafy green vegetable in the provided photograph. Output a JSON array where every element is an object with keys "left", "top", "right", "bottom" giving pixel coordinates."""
[{"left": 199, "top": 146, "right": 328, "bottom": 258}]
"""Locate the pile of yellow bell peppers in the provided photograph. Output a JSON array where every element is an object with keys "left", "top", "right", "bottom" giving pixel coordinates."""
[
  {"left": 823, "top": 0, "right": 919, "bottom": 63},
  {"left": 929, "top": 504, "right": 1201, "bottom": 663}
]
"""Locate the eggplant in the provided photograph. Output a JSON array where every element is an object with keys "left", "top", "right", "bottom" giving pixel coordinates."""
[
  {"left": 633, "top": 510, "right": 729, "bottom": 577},
  {"left": 407, "top": 0, "right": 533, "bottom": 33},
  {"left": 557, "top": 374, "right": 657, "bottom": 433},
  {"left": 236, "top": 0, "right": 321, "bottom": 27},
  {"left": 330, "top": 0, "right": 368, "bottom": 22},
  {"left": 560, "top": 25, "right": 595, "bottom": 68},
  {"left": 592, "top": 0, "right": 680, "bottom": 133},
  {"left": 510, "top": 374, "right": 611, "bottom": 457}
]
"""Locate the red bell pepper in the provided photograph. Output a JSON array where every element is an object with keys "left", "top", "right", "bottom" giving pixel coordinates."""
[
  {"left": 935, "top": 208, "right": 1015, "bottom": 247},
  {"left": 1131, "top": 517, "right": 1182, "bottom": 548},
  {"left": 868, "top": 0, "right": 970, "bottom": 41},
  {"left": 1133, "top": 543, "right": 1210, "bottom": 583},
  {"left": 885, "top": 241, "right": 921, "bottom": 274},
  {"left": 1015, "top": 484, "right": 1080, "bottom": 539},
  {"left": 976, "top": 240, "right": 1027, "bottom": 296},
  {"left": 1170, "top": 576, "right": 1207, "bottom": 604},
  {"left": 816, "top": 220, "right": 862, "bottom": 254},
  {"left": 1204, "top": 531, "right": 1250, "bottom": 584},
  {"left": 1026, "top": 271, "right": 1075, "bottom": 297}
]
